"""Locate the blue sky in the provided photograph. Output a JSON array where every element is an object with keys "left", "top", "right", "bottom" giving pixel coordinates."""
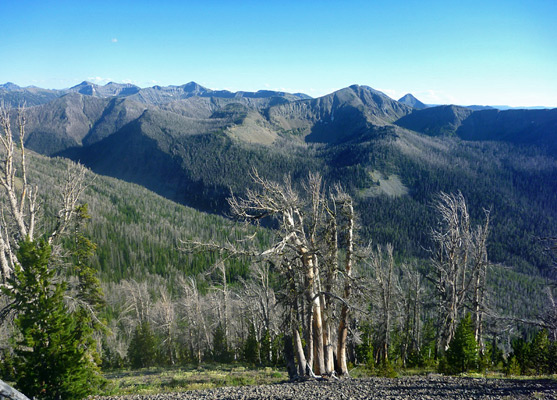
[{"left": 1, "top": 0, "right": 556, "bottom": 106}]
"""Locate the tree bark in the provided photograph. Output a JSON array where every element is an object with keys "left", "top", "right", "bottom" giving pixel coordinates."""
[
  {"left": 0, "top": 379, "right": 30, "bottom": 400},
  {"left": 336, "top": 196, "right": 353, "bottom": 375}
]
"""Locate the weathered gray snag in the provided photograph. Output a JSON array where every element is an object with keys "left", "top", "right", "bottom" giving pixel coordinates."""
[
  {"left": 0, "top": 379, "right": 30, "bottom": 400},
  {"left": 0, "top": 105, "right": 36, "bottom": 281},
  {"left": 335, "top": 191, "right": 354, "bottom": 376},
  {"left": 429, "top": 192, "right": 490, "bottom": 352},
  {"left": 0, "top": 104, "right": 88, "bottom": 283},
  {"left": 184, "top": 170, "right": 357, "bottom": 378}
]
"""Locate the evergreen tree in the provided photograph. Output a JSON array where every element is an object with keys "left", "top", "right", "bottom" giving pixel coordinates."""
[
  {"left": 488, "top": 337, "right": 504, "bottom": 368},
  {"left": 445, "top": 314, "right": 478, "bottom": 374},
  {"left": 2, "top": 239, "right": 104, "bottom": 400},
  {"left": 260, "top": 329, "right": 272, "bottom": 366},
  {"left": 529, "top": 329, "right": 550, "bottom": 375},
  {"left": 549, "top": 340, "right": 557, "bottom": 374},
  {"left": 212, "top": 323, "right": 232, "bottom": 363},
  {"left": 243, "top": 324, "right": 260, "bottom": 365},
  {"left": 510, "top": 337, "right": 530, "bottom": 375},
  {"left": 127, "top": 321, "right": 158, "bottom": 369},
  {"left": 72, "top": 204, "right": 105, "bottom": 312},
  {"left": 354, "top": 322, "right": 375, "bottom": 371}
]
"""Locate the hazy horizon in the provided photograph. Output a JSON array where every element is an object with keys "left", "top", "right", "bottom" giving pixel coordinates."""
[{"left": 1, "top": 0, "right": 556, "bottom": 107}]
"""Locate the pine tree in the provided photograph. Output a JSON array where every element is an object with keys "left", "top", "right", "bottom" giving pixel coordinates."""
[
  {"left": 260, "top": 329, "right": 272, "bottom": 366},
  {"left": 212, "top": 323, "right": 232, "bottom": 363},
  {"left": 243, "top": 324, "right": 260, "bottom": 365},
  {"left": 72, "top": 204, "right": 105, "bottom": 312},
  {"left": 2, "top": 239, "right": 104, "bottom": 400},
  {"left": 510, "top": 337, "right": 530, "bottom": 375},
  {"left": 127, "top": 322, "right": 158, "bottom": 369},
  {"left": 445, "top": 314, "right": 478, "bottom": 374},
  {"left": 529, "top": 330, "right": 550, "bottom": 375}
]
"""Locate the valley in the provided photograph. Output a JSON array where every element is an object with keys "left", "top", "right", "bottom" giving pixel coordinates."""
[{"left": 0, "top": 81, "right": 556, "bottom": 396}]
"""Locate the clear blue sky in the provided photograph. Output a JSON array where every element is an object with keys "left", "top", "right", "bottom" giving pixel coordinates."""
[{"left": 1, "top": 0, "right": 556, "bottom": 107}]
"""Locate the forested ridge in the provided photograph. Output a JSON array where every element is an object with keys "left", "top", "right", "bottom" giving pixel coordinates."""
[{"left": 0, "top": 84, "right": 556, "bottom": 398}]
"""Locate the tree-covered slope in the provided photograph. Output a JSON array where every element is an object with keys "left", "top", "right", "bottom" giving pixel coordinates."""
[
  {"left": 25, "top": 149, "right": 551, "bottom": 324},
  {"left": 4, "top": 84, "right": 556, "bottom": 281},
  {"left": 28, "top": 153, "right": 267, "bottom": 283}
]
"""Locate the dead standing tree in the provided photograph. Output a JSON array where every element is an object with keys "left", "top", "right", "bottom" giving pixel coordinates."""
[
  {"left": 368, "top": 243, "right": 399, "bottom": 364},
  {"left": 429, "top": 191, "right": 490, "bottom": 353},
  {"left": 0, "top": 105, "right": 87, "bottom": 283},
  {"left": 333, "top": 190, "right": 354, "bottom": 376},
  {"left": 184, "top": 170, "right": 357, "bottom": 378}
]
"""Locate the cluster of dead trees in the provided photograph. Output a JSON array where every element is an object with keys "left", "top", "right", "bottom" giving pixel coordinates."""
[
  {"left": 184, "top": 171, "right": 357, "bottom": 377},
  {"left": 182, "top": 171, "right": 496, "bottom": 377}
]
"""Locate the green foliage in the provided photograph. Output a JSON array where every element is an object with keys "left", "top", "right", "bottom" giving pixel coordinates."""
[
  {"left": 510, "top": 337, "right": 530, "bottom": 375},
  {"left": 354, "top": 322, "right": 375, "bottom": 371},
  {"left": 72, "top": 204, "right": 105, "bottom": 313},
  {"left": 3, "top": 239, "right": 104, "bottom": 400},
  {"left": 127, "top": 321, "right": 159, "bottom": 369},
  {"left": 505, "top": 330, "right": 557, "bottom": 376},
  {"left": 101, "top": 338, "right": 125, "bottom": 370},
  {"left": 0, "top": 350, "right": 16, "bottom": 381},
  {"left": 376, "top": 360, "right": 397, "bottom": 378},
  {"left": 270, "top": 333, "right": 284, "bottom": 366},
  {"left": 243, "top": 324, "right": 260, "bottom": 365},
  {"left": 212, "top": 323, "right": 233, "bottom": 363},
  {"left": 259, "top": 330, "right": 272, "bottom": 366},
  {"left": 443, "top": 314, "right": 478, "bottom": 374},
  {"left": 529, "top": 329, "right": 550, "bottom": 374},
  {"left": 504, "top": 355, "right": 522, "bottom": 376},
  {"left": 486, "top": 338, "right": 504, "bottom": 369}
]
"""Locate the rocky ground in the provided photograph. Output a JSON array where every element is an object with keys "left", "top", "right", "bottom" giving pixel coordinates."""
[{"left": 95, "top": 375, "right": 557, "bottom": 400}]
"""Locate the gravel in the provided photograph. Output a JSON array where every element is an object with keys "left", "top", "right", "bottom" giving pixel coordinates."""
[{"left": 94, "top": 375, "right": 557, "bottom": 400}]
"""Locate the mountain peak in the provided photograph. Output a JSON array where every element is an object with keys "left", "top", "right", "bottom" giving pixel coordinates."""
[
  {"left": 398, "top": 93, "right": 427, "bottom": 110},
  {"left": 182, "top": 81, "right": 206, "bottom": 90},
  {"left": 72, "top": 81, "right": 95, "bottom": 88},
  {"left": 0, "top": 82, "right": 21, "bottom": 91}
]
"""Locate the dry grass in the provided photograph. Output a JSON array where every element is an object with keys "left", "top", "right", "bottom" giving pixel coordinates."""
[{"left": 100, "top": 364, "right": 287, "bottom": 396}]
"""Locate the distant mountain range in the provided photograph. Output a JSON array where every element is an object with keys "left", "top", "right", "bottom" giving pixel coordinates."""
[
  {"left": 1, "top": 81, "right": 552, "bottom": 110},
  {"left": 0, "top": 81, "right": 311, "bottom": 108},
  {"left": 1, "top": 81, "right": 556, "bottom": 286}
]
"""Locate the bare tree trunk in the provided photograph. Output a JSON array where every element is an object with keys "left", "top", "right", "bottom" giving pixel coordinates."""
[
  {"left": 0, "top": 106, "right": 33, "bottom": 280},
  {"left": 297, "top": 244, "right": 325, "bottom": 375},
  {"left": 336, "top": 195, "right": 353, "bottom": 376},
  {"left": 312, "top": 299, "right": 325, "bottom": 375},
  {"left": 430, "top": 192, "right": 490, "bottom": 353},
  {"left": 0, "top": 379, "right": 29, "bottom": 400},
  {"left": 323, "top": 322, "right": 334, "bottom": 374},
  {"left": 293, "top": 327, "right": 307, "bottom": 377},
  {"left": 0, "top": 231, "right": 11, "bottom": 284},
  {"left": 472, "top": 211, "right": 490, "bottom": 352},
  {"left": 411, "top": 271, "right": 422, "bottom": 354}
]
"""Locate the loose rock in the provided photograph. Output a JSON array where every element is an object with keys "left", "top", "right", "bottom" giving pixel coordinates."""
[{"left": 93, "top": 376, "right": 557, "bottom": 400}]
